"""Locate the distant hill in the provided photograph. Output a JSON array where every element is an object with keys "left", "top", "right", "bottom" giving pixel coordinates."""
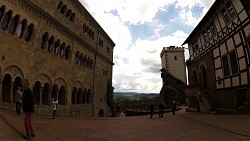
[
  {"left": 114, "top": 92, "right": 158, "bottom": 95},
  {"left": 114, "top": 92, "right": 159, "bottom": 101}
]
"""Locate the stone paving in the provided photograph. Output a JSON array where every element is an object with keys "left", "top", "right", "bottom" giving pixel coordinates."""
[{"left": 0, "top": 107, "right": 250, "bottom": 141}]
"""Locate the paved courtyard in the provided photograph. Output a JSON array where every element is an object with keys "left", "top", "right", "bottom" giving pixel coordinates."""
[{"left": 0, "top": 108, "right": 250, "bottom": 141}]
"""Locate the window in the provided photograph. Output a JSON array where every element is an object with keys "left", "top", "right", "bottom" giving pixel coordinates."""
[
  {"left": 222, "top": 55, "right": 230, "bottom": 76},
  {"left": 203, "top": 22, "right": 217, "bottom": 43},
  {"left": 192, "top": 40, "right": 199, "bottom": 52},
  {"left": 229, "top": 51, "right": 238, "bottom": 74},
  {"left": 25, "top": 23, "right": 34, "bottom": 42},
  {"left": 41, "top": 32, "right": 49, "bottom": 49},
  {"left": 174, "top": 56, "right": 177, "bottom": 60},
  {"left": 0, "top": 5, "right": 6, "bottom": 21},
  {"left": 221, "top": 2, "right": 236, "bottom": 24},
  {"left": 203, "top": 31, "right": 208, "bottom": 42},
  {"left": 222, "top": 50, "right": 239, "bottom": 77},
  {"left": 1, "top": 10, "right": 12, "bottom": 30},
  {"left": 9, "top": 15, "right": 20, "bottom": 34}
]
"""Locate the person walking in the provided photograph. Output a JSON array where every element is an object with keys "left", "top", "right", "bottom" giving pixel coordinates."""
[
  {"left": 15, "top": 87, "right": 22, "bottom": 115},
  {"left": 149, "top": 102, "right": 154, "bottom": 118},
  {"left": 159, "top": 102, "right": 164, "bottom": 118},
  {"left": 22, "top": 85, "right": 35, "bottom": 139},
  {"left": 51, "top": 97, "right": 58, "bottom": 119}
]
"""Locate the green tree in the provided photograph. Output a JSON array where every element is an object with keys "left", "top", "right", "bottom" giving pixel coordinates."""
[
  {"left": 160, "top": 84, "right": 177, "bottom": 105},
  {"left": 106, "top": 80, "right": 114, "bottom": 110}
]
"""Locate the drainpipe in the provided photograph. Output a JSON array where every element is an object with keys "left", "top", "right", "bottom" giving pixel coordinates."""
[{"left": 92, "top": 30, "right": 99, "bottom": 117}]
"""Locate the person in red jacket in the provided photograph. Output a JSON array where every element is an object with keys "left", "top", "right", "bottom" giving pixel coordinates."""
[{"left": 22, "top": 85, "right": 35, "bottom": 139}]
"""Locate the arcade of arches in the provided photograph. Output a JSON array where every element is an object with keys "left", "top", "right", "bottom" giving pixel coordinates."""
[{"left": 1, "top": 71, "right": 92, "bottom": 107}]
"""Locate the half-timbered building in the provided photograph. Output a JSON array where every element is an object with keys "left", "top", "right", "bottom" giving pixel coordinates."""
[{"left": 183, "top": 0, "right": 250, "bottom": 113}]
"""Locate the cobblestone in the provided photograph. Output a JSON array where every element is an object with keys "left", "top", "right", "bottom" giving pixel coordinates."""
[{"left": 0, "top": 108, "right": 250, "bottom": 141}]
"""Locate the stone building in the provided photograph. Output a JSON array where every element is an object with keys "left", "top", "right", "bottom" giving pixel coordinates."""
[
  {"left": 183, "top": 0, "right": 250, "bottom": 113},
  {"left": 160, "top": 46, "right": 186, "bottom": 104},
  {"left": 0, "top": 0, "right": 115, "bottom": 117},
  {"left": 160, "top": 46, "right": 187, "bottom": 84}
]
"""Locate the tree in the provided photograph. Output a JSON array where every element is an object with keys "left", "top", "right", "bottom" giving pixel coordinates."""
[
  {"left": 160, "top": 84, "right": 176, "bottom": 105},
  {"left": 106, "top": 80, "right": 115, "bottom": 110}
]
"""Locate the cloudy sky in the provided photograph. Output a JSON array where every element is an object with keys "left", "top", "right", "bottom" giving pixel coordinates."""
[{"left": 79, "top": 0, "right": 215, "bottom": 93}]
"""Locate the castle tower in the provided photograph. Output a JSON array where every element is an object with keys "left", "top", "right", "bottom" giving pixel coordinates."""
[{"left": 160, "top": 46, "right": 187, "bottom": 84}]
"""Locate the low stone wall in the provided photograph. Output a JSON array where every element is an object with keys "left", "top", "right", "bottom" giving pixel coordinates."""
[{"left": 125, "top": 107, "right": 182, "bottom": 117}]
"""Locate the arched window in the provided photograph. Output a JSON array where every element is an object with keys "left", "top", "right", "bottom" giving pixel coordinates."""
[
  {"left": 9, "top": 14, "right": 20, "bottom": 34},
  {"left": 85, "top": 26, "right": 89, "bottom": 34},
  {"left": 58, "top": 86, "right": 66, "bottom": 105},
  {"left": 79, "top": 53, "right": 83, "bottom": 65},
  {"left": 60, "top": 5, "right": 67, "bottom": 15},
  {"left": 54, "top": 39, "right": 60, "bottom": 54},
  {"left": 57, "top": 1, "right": 63, "bottom": 10},
  {"left": 1, "top": 10, "right": 13, "bottom": 30},
  {"left": 33, "top": 81, "right": 41, "bottom": 105},
  {"left": 66, "top": 9, "right": 72, "bottom": 18},
  {"left": 51, "top": 84, "right": 59, "bottom": 100},
  {"left": 13, "top": 77, "right": 22, "bottom": 103},
  {"left": 0, "top": 5, "right": 6, "bottom": 22},
  {"left": 42, "top": 83, "right": 50, "bottom": 105},
  {"left": 82, "top": 55, "right": 87, "bottom": 67},
  {"left": 77, "top": 88, "right": 82, "bottom": 104},
  {"left": 65, "top": 45, "right": 71, "bottom": 60},
  {"left": 74, "top": 51, "right": 80, "bottom": 64},
  {"left": 83, "top": 23, "right": 86, "bottom": 32},
  {"left": 41, "top": 32, "right": 49, "bottom": 49},
  {"left": 48, "top": 36, "right": 55, "bottom": 52},
  {"left": 88, "top": 29, "right": 92, "bottom": 37},
  {"left": 60, "top": 42, "right": 66, "bottom": 57},
  {"left": 70, "top": 13, "right": 75, "bottom": 22},
  {"left": 16, "top": 19, "right": 27, "bottom": 38},
  {"left": 72, "top": 87, "right": 77, "bottom": 104},
  {"left": 25, "top": 23, "right": 34, "bottom": 42},
  {"left": 2, "top": 74, "right": 12, "bottom": 103}
]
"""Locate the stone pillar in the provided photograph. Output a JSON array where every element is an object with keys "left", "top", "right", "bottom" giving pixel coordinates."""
[
  {"left": 39, "top": 87, "right": 43, "bottom": 105},
  {"left": 10, "top": 82, "right": 14, "bottom": 103}
]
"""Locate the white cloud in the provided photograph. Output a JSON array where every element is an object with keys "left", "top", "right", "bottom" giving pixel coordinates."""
[
  {"left": 79, "top": 0, "right": 214, "bottom": 93},
  {"left": 176, "top": 0, "right": 215, "bottom": 27}
]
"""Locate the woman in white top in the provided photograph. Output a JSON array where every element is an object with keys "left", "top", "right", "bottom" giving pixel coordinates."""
[
  {"left": 15, "top": 87, "right": 22, "bottom": 115},
  {"left": 51, "top": 98, "right": 58, "bottom": 119}
]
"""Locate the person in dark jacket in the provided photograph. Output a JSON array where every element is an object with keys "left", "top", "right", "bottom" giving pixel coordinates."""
[
  {"left": 159, "top": 102, "right": 164, "bottom": 118},
  {"left": 22, "top": 85, "right": 35, "bottom": 139},
  {"left": 149, "top": 102, "right": 154, "bottom": 118}
]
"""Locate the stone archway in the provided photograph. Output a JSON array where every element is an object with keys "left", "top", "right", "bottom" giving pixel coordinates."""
[
  {"left": 33, "top": 81, "right": 41, "bottom": 105},
  {"left": 188, "top": 96, "right": 200, "bottom": 112},
  {"left": 42, "top": 83, "right": 50, "bottom": 105},
  {"left": 2, "top": 74, "right": 12, "bottom": 103},
  {"left": 98, "top": 109, "right": 104, "bottom": 117}
]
